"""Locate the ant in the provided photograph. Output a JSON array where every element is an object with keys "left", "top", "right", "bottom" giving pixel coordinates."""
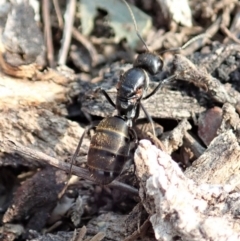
[{"left": 69, "top": 0, "right": 207, "bottom": 185}]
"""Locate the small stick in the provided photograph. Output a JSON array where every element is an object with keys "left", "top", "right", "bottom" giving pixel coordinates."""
[
  {"left": 53, "top": 0, "right": 64, "bottom": 28},
  {"left": 183, "top": 132, "right": 205, "bottom": 159},
  {"left": 0, "top": 139, "right": 138, "bottom": 196},
  {"left": 58, "top": 0, "right": 76, "bottom": 65},
  {"left": 221, "top": 25, "right": 240, "bottom": 45},
  {"left": 89, "top": 232, "right": 105, "bottom": 241},
  {"left": 72, "top": 27, "right": 99, "bottom": 66},
  {"left": 75, "top": 226, "right": 87, "bottom": 241},
  {"left": 42, "top": 0, "right": 55, "bottom": 68}
]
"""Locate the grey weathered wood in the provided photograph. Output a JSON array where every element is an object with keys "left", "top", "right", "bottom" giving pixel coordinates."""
[{"left": 135, "top": 140, "right": 240, "bottom": 241}]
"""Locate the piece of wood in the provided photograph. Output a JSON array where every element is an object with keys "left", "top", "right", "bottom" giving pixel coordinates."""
[
  {"left": 135, "top": 139, "right": 240, "bottom": 240},
  {"left": 0, "top": 140, "right": 138, "bottom": 196},
  {"left": 185, "top": 103, "right": 240, "bottom": 186}
]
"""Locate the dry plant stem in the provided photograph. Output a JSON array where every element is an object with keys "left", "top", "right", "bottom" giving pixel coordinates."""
[
  {"left": 53, "top": 0, "right": 64, "bottom": 28},
  {"left": 0, "top": 139, "right": 138, "bottom": 196},
  {"left": 74, "top": 226, "right": 87, "bottom": 241},
  {"left": 42, "top": 0, "right": 55, "bottom": 68},
  {"left": 45, "top": 220, "right": 63, "bottom": 233},
  {"left": 135, "top": 140, "right": 240, "bottom": 241},
  {"left": 89, "top": 232, "right": 105, "bottom": 241},
  {"left": 72, "top": 27, "right": 99, "bottom": 67},
  {"left": 181, "top": 16, "right": 221, "bottom": 56},
  {"left": 221, "top": 4, "right": 240, "bottom": 44},
  {"left": 224, "top": 6, "right": 240, "bottom": 43},
  {"left": 221, "top": 25, "right": 240, "bottom": 44},
  {"left": 58, "top": 0, "right": 76, "bottom": 65}
]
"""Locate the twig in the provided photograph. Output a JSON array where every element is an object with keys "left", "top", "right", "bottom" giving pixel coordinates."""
[
  {"left": 72, "top": 27, "right": 99, "bottom": 67},
  {"left": 0, "top": 139, "right": 138, "bottom": 196},
  {"left": 58, "top": 0, "right": 76, "bottom": 65},
  {"left": 75, "top": 226, "right": 87, "bottom": 241},
  {"left": 183, "top": 132, "right": 205, "bottom": 159},
  {"left": 42, "top": 0, "right": 55, "bottom": 68},
  {"left": 221, "top": 25, "right": 240, "bottom": 44},
  {"left": 181, "top": 16, "right": 222, "bottom": 56},
  {"left": 53, "top": 0, "right": 64, "bottom": 28},
  {"left": 89, "top": 232, "right": 105, "bottom": 241}
]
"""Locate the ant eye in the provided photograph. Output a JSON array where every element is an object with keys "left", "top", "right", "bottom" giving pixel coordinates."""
[
  {"left": 136, "top": 86, "right": 143, "bottom": 95},
  {"left": 137, "top": 85, "right": 143, "bottom": 91}
]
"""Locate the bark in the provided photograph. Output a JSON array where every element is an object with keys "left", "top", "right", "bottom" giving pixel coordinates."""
[{"left": 135, "top": 140, "right": 240, "bottom": 241}]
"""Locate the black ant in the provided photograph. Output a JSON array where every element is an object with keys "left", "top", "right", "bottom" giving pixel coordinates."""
[{"left": 69, "top": 0, "right": 206, "bottom": 185}]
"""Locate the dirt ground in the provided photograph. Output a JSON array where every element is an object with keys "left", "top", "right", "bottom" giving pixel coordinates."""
[{"left": 0, "top": 0, "right": 240, "bottom": 240}]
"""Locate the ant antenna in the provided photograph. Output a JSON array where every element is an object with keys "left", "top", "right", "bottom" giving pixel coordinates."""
[
  {"left": 159, "top": 33, "right": 209, "bottom": 54},
  {"left": 121, "top": 0, "right": 150, "bottom": 51}
]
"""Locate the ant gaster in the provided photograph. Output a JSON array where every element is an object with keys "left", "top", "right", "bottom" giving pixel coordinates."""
[{"left": 69, "top": 0, "right": 206, "bottom": 185}]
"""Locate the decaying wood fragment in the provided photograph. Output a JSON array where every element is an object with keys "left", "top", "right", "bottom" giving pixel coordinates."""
[
  {"left": 218, "top": 103, "right": 240, "bottom": 140},
  {"left": 135, "top": 140, "right": 240, "bottom": 241},
  {"left": 0, "top": 139, "right": 138, "bottom": 196},
  {"left": 86, "top": 213, "right": 126, "bottom": 241},
  {"left": 82, "top": 85, "right": 206, "bottom": 120},
  {"left": 185, "top": 130, "right": 240, "bottom": 186},
  {"left": 0, "top": 106, "right": 87, "bottom": 164},
  {"left": 0, "top": 72, "right": 76, "bottom": 115},
  {"left": 123, "top": 217, "right": 151, "bottom": 241},
  {"left": 186, "top": 103, "right": 240, "bottom": 186},
  {"left": 173, "top": 54, "right": 240, "bottom": 105},
  {"left": 160, "top": 118, "right": 192, "bottom": 154},
  {"left": 124, "top": 203, "right": 151, "bottom": 239},
  {"left": 198, "top": 43, "right": 240, "bottom": 74},
  {"left": 2, "top": 166, "right": 65, "bottom": 238},
  {"left": 0, "top": 68, "right": 86, "bottom": 166}
]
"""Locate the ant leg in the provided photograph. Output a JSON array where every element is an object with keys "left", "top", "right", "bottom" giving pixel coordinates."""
[
  {"left": 68, "top": 121, "right": 100, "bottom": 179},
  {"left": 143, "top": 74, "right": 176, "bottom": 100},
  {"left": 129, "top": 127, "right": 138, "bottom": 177},
  {"left": 95, "top": 87, "right": 116, "bottom": 108},
  {"left": 129, "top": 127, "right": 138, "bottom": 146},
  {"left": 140, "top": 102, "right": 156, "bottom": 137},
  {"left": 58, "top": 125, "right": 96, "bottom": 199}
]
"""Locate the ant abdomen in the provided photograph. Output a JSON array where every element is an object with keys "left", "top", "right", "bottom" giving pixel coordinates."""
[
  {"left": 134, "top": 52, "right": 164, "bottom": 75},
  {"left": 87, "top": 116, "right": 131, "bottom": 185}
]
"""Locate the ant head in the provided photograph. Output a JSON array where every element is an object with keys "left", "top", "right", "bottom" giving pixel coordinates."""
[
  {"left": 133, "top": 52, "right": 164, "bottom": 75},
  {"left": 117, "top": 68, "right": 148, "bottom": 99},
  {"left": 116, "top": 68, "right": 148, "bottom": 119}
]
